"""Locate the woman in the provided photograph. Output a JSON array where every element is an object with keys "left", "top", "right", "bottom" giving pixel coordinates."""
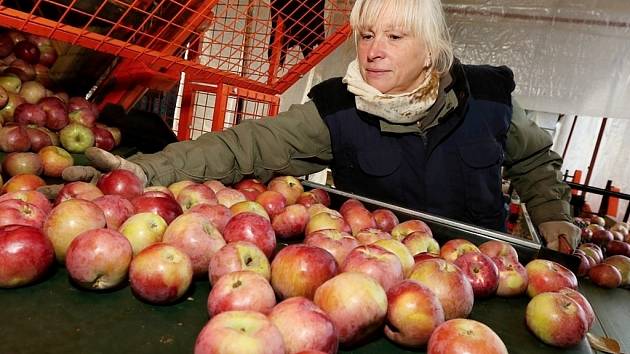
[{"left": 61, "top": 0, "right": 579, "bottom": 250}]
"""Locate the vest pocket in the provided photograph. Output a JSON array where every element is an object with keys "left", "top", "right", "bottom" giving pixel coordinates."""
[{"left": 356, "top": 145, "right": 403, "bottom": 177}]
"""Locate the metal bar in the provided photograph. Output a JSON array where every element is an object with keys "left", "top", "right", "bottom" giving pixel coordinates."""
[
  {"left": 177, "top": 79, "right": 195, "bottom": 140},
  {"left": 583, "top": 117, "right": 607, "bottom": 187},
  {"left": 598, "top": 180, "right": 613, "bottom": 216},
  {"left": 561, "top": 115, "right": 578, "bottom": 160},
  {"left": 211, "top": 83, "right": 229, "bottom": 131},
  {"left": 566, "top": 182, "right": 630, "bottom": 200}
]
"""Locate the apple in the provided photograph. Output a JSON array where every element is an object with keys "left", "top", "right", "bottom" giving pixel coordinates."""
[
  {"left": 354, "top": 227, "right": 392, "bottom": 245},
  {"left": 269, "top": 297, "right": 338, "bottom": 354},
  {"left": 402, "top": 232, "right": 440, "bottom": 256},
  {"left": 208, "top": 241, "right": 270, "bottom": 284},
  {"left": 588, "top": 263, "right": 622, "bottom": 288},
  {"left": 304, "top": 229, "right": 359, "bottom": 266},
  {"left": 479, "top": 240, "right": 519, "bottom": 262},
  {"left": 0, "top": 190, "right": 52, "bottom": 214},
  {"left": 0, "top": 225, "right": 54, "bottom": 288},
  {"left": 91, "top": 125, "right": 115, "bottom": 151},
  {"left": 591, "top": 229, "right": 614, "bottom": 246},
  {"left": 130, "top": 195, "right": 183, "bottom": 224},
  {"left": 407, "top": 259, "right": 474, "bottom": 320},
  {"left": 603, "top": 255, "right": 630, "bottom": 287},
  {"left": 97, "top": 169, "right": 144, "bottom": 200},
  {"left": 129, "top": 243, "right": 193, "bottom": 304},
  {"left": 92, "top": 194, "right": 135, "bottom": 230},
  {"left": 0, "top": 93, "right": 26, "bottom": 123},
  {"left": 307, "top": 204, "right": 340, "bottom": 218},
  {"left": 14, "top": 102, "right": 46, "bottom": 125},
  {"left": 296, "top": 191, "right": 320, "bottom": 208},
  {"left": 215, "top": 187, "right": 247, "bottom": 207},
  {"left": 167, "top": 180, "right": 196, "bottom": 199},
  {"left": 605, "top": 240, "right": 630, "bottom": 257},
  {"left": 38, "top": 146, "right": 73, "bottom": 177},
  {"left": 574, "top": 253, "right": 592, "bottom": 277},
  {"left": 342, "top": 206, "right": 377, "bottom": 236},
  {"left": 391, "top": 219, "right": 433, "bottom": 240},
  {"left": 59, "top": 123, "right": 94, "bottom": 153},
  {"left": 305, "top": 211, "right": 351, "bottom": 235},
  {"left": 310, "top": 188, "right": 331, "bottom": 207},
  {"left": 271, "top": 204, "right": 310, "bottom": 239},
  {"left": 267, "top": 176, "right": 304, "bottom": 205},
  {"left": 207, "top": 270, "right": 276, "bottom": 316},
  {"left": 0, "top": 199, "right": 47, "bottom": 229},
  {"left": 454, "top": 252, "right": 499, "bottom": 298},
  {"left": 0, "top": 75, "right": 22, "bottom": 94},
  {"left": 119, "top": 212, "right": 168, "bottom": 255},
  {"left": 385, "top": 279, "right": 445, "bottom": 348},
  {"left": 162, "top": 212, "right": 226, "bottom": 277},
  {"left": 176, "top": 183, "right": 217, "bottom": 211},
  {"left": 525, "top": 292, "right": 588, "bottom": 348},
  {"left": 43, "top": 198, "right": 107, "bottom": 263},
  {"left": 143, "top": 185, "right": 174, "bottom": 198},
  {"left": 492, "top": 256, "right": 528, "bottom": 297},
  {"left": 2, "top": 174, "right": 46, "bottom": 193},
  {"left": 341, "top": 244, "right": 404, "bottom": 291},
  {"left": 194, "top": 310, "right": 285, "bottom": 354},
  {"left": 187, "top": 203, "right": 232, "bottom": 233},
  {"left": 234, "top": 178, "right": 266, "bottom": 201},
  {"left": 428, "top": 319, "right": 508, "bottom": 354},
  {"left": 14, "top": 40, "right": 40, "bottom": 64},
  {"left": 339, "top": 199, "right": 364, "bottom": 215},
  {"left": 54, "top": 181, "right": 104, "bottom": 204},
  {"left": 581, "top": 228, "right": 593, "bottom": 243},
  {"left": 440, "top": 239, "right": 480, "bottom": 263},
  {"left": 0, "top": 125, "right": 31, "bottom": 152},
  {"left": 271, "top": 244, "right": 338, "bottom": 300},
  {"left": 579, "top": 243, "right": 604, "bottom": 264},
  {"left": 372, "top": 208, "right": 399, "bottom": 233},
  {"left": 68, "top": 108, "right": 97, "bottom": 127},
  {"left": 38, "top": 96, "right": 68, "bottom": 131},
  {"left": 25, "top": 126, "right": 53, "bottom": 152},
  {"left": 255, "top": 190, "right": 287, "bottom": 217},
  {"left": 373, "top": 239, "right": 414, "bottom": 276},
  {"left": 525, "top": 259, "right": 578, "bottom": 297},
  {"left": 414, "top": 252, "right": 441, "bottom": 263},
  {"left": 590, "top": 215, "right": 605, "bottom": 226},
  {"left": 557, "top": 287, "right": 595, "bottom": 331},
  {"left": 1, "top": 152, "right": 42, "bottom": 176},
  {"left": 18, "top": 81, "right": 46, "bottom": 104},
  {"left": 313, "top": 272, "right": 387, "bottom": 346},
  {"left": 222, "top": 212, "right": 276, "bottom": 259},
  {"left": 203, "top": 179, "right": 226, "bottom": 193},
  {"left": 229, "top": 200, "right": 270, "bottom": 220},
  {"left": 65, "top": 228, "right": 132, "bottom": 290}
]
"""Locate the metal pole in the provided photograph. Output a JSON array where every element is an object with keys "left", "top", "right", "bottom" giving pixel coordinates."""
[
  {"left": 583, "top": 117, "right": 607, "bottom": 187},
  {"left": 561, "top": 115, "right": 578, "bottom": 160}
]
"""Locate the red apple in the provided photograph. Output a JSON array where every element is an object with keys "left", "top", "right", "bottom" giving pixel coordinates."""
[
  {"left": 0, "top": 199, "right": 47, "bottom": 229},
  {"left": 605, "top": 240, "right": 630, "bottom": 257},
  {"left": 208, "top": 241, "right": 270, "bottom": 284},
  {"left": 454, "top": 252, "right": 499, "bottom": 298},
  {"left": 557, "top": 287, "right": 595, "bottom": 331},
  {"left": 187, "top": 203, "right": 232, "bottom": 233},
  {"left": 341, "top": 244, "right": 404, "bottom": 291},
  {"left": 1, "top": 152, "right": 42, "bottom": 176},
  {"left": 296, "top": 191, "right": 321, "bottom": 208},
  {"left": 176, "top": 183, "right": 217, "bottom": 211},
  {"left": 267, "top": 176, "right": 303, "bottom": 205},
  {"left": 305, "top": 211, "right": 351, "bottom": 235},
  {"left": 271, "top": 204, "right": 310, "bottom": 239},
  {"left": 413, "top": 252, "right": 441, "bottom": 263},
  {"left": 26, "top": 126, "right": 54, "bottom": 152},
  {"left": 428, "top": 319, "right": 508, "bottom": 354},
  {"left": 14, "top": 102, "right": 46, "bottom": 125},
  {"left": 0, "top": 190, "right": 52, "bottom": 214},
  {"left": 222, "top": 212, "right": 276, "bottom": 259},
  {"left": 407, "top": 259, "right": 474, "bottom": 320},
  {"left": 525, "top": 292, "right": 588, "bottom": 348},
  {"left": 54, "top": 181, "right": 103, "bottom": 204},
  {"left": 143, "top": 185, "right": 174, "bottom": 198},
  {"left": 38, "top": 146, "right": 73, "bottom": 177},
  {"left": 0, "top": 125, "right": 30, "bottom": 152},
  {"left": 234, "top": 178, "right": 267, "bottom": 196},
  {"left": 129, "top": 243, "right": 193, "bottom": 304},
  {"left": 91, "top": 125, "right": 115, "bottom": 151},
  {"left": 229, "top": 200, "right": 270, "bottom": 220},
  {"left": 440, "top": 239, "right": 480, "bottom": 263},
  {"left": 372, "top": 208, "right": 399, "bottom": 233},
  {"left": 162, "top": 212, "right": 226, "bottom": 277},
  {"left": 492, "top": 256, "right": 528, "bottom": 297},
  {"left": 68, "top": 107, "right": 97, "bottom": 127},
  {"left": 203, "top": 179, "right": 226, "bottom": 193},
  {"left": 591, "top": 229, "right": 614, "bottom": 246},
  {"left": 65, "top": 228, "right": 132, "bottom": 290},
  {"left": 354, "top": 227, "right": 392, "bottom": 245},
  {"left": 255, "top": 190, "right": 287, "bottom": 217},
  {"left": 581, "top": 228, "right": 593, "bottom": 243},
  {"left": 479, "top": 240, "right": 519, "bottom": 262},
  {"left": 2, "top": 174, "right": 46, "bottom": 193},
  {"left": 271, "top": 244, "right": 338, "bottom": 300},
  {"left": 391, "top": 219, "right": 433, "bottom": 240},
  {"left": 97, "top": 169, "right": 144, "bottom": 200},
  {"left": 194, "top": 310, "right": 285, "bottom": 354},
  {"left": 385, "top": 279, "right": 445, "bottom": 348},
  {"left": 130, "top": 195, "right": 183, "bottom": 224},
  {"left": 13, "top": 40, "right": 40, "bottom": 64},
  {"left": 574, "top": 253, "right": 591, "bottom": 277},
  {"left": 43, "top": 198, "right": 107, "bottom": 263},
  {"left": 590, "top": 215, "right": 605, "bottom": 226},
  {"left": 310, "top": 188, "right": 331, "bottom": 207},
  {"left": 0, "top": 225, "right": 54, "bottom": 288},
  {"left": 603, "top": 255, "right": 630, "bottom": 287},
  {"left": 92, "top": 194, "right": 135, "bottom": 230},
  {"left": 525, "top": 259, "right": 578, "bottom": 297},
  {"left": 167, "top": 180, "right": 197, "bottom": 199},
  {"left": 373, "top": 239, "right": 415, "bottom": 276},
  {"left": 207, "top": 270, "right": 276, "bottom": 316},
  {"left": 588, "top": 263, "right": 622, "bottom": 288},
  {"left": 339, "top": 199, "right": 364, "bottom": 215},
  {"left": 215, "top": 187, "right": 247, "bottom": 207},
  {"left": 0, "top": 93, "right": 26, "bottom": 123},
  {"left": 307, "top": 204, "right": 340, "bottom": 218},
  {"left": 579, "top": 243, "right": 604, "bottom": 264},
  {"left": 269, "top": 297, "right": 338, "bottom": 354},
  {"left": 342, "top": 206, "right": 377, "bottom": 236},
  {"left": 402, "top": 232, "right": 440, "bottom": 256},
  {"left": 304, "top": 229, "right": 359, "bottom": 266},
  {"left": 313, "top": 272, "right": 387, "bottom": 346},
  {"left": 119, "top": 212, "right": 168, "bottom": 255}
]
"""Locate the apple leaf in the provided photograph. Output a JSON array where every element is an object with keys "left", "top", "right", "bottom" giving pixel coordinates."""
[{"left": 586, "top": 332, "right": 622, "bottom": 354}]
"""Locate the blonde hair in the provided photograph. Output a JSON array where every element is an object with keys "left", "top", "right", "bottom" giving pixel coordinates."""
[{"left": 349, "top": 0, "right": 454, "bottom": 74}]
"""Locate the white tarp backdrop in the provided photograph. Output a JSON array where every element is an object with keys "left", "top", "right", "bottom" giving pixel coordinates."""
[{"left": 279, "top": 0, "right": 630, "bottom": 220}]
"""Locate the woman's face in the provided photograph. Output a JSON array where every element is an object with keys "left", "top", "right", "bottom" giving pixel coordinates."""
[{"left": 356, "top": 15, "right": 431, "bottom": 94}]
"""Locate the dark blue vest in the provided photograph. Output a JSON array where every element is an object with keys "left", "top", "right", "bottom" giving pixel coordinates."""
[{"left": 308, "top": 62, "right": 515, "bottom": 231}]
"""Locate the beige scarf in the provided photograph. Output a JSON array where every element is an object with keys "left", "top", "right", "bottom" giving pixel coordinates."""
[{"left": 342, "top": 59, "right": 440, "bottom": 124}]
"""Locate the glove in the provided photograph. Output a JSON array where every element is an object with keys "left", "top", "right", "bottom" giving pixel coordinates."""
[
  {"left": 538, "top": 220, "right": 581, "bottom": 252},
  {"left": 63, "top": 147, "right": 148, "bottom": 186}
]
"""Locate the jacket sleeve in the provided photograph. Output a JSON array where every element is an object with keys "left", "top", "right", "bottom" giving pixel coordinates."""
[
  {"left": 503, "top": 99, "right": 572, "bottom": 226},
  {"left": 128, "top": 100, "right": 333, "bottom": 186}
]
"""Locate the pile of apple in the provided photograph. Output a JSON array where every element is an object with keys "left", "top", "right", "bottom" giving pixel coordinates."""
[
  {"left": 0, "top": 29, "right": 122, "bottom": 183},
  {"left": 568, "top": 215, "right": 630, "bottom": 290},
  {"left": 0, "top": 172, "right": 625, "bottom": 353}
]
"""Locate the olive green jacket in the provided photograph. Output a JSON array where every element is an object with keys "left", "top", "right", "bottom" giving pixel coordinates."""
[{"left": 130, "top": 99, "right": 572, "bottom": 227}]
